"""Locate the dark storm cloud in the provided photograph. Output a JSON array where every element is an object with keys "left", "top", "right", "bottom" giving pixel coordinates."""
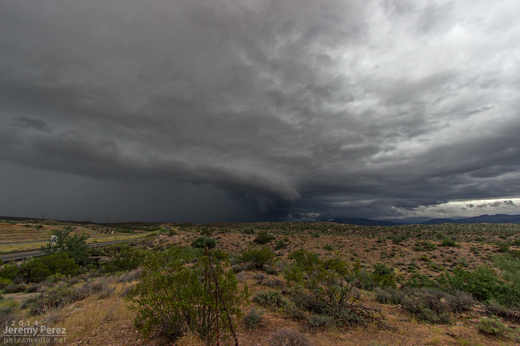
[{"left": 1, "top": 0, "right": 520, "bottom": 222}]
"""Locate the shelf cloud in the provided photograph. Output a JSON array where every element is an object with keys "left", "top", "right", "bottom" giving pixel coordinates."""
[{"left": 1, "top": 0, "right": 519, "bottom": 222}]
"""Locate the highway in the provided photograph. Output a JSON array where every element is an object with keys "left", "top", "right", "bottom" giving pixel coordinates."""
[{"left": 0, "top": 240, "right": 132, "bottom": 262}]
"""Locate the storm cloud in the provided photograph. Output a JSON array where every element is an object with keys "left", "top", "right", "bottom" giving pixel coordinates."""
[{"left": 1, "top": 0, "right": 520, "bottom": 222}]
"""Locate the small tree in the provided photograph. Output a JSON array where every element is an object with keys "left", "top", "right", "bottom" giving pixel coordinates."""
[
  {"left": 129, "top": 250, "right": 249, "bottom": 343},
  {"left": 42, "top": 228, "right": 90, "bottom": 264}
]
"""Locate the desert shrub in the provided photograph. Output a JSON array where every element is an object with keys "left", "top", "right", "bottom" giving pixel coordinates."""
[
  {"left": 254, "top": 231, "right": 275, "bottom": 245},
  {"left": 323, "top": 244, "right": 334, "bottom": 251},
  {"left": 372, "top": 263, "right": 397, "bottom": 288},
  {"left": 200, "top": 228, "right": 213, "bottom": 237},
  {"left": 275, "top": 240, "right": 288, "bottom": 250},
  {"left": 118, "top": 268, "right": 142, "bottom": 283},
  {"left": 20, "top": 253, "right": 79, "bottom": 283},
  {"left": 391, "top": 235, "right": 408, "bottom": 245},
  {"left": 19, "top": 259, "right": 50, "bottom": 283},
  {"left": 209, "top": 249, "right": 229, "bottom": 263},
  {"left": 103, "top": 246, "right": 147, "bottom": 272},
  {"left": 25, "top": 284, "right": 40, "bottom": 293},
  {"left": 79, "top": 279, "right": 114, "bottom": 298},
  {"left": 268, "top": 328, "right": 313, "bottom": 346},
  {"left": 415, "top": 241, "right": 437, "bottom": 251},
  {"left": 403, "top": 274, "right": 439, "bottom": 289},
  {"left": 130, "top": 254, "right": 249, "bottom": 343},
  {"left": 243, "top": 308, "right": 264, "bottom": 329},
  {"left": 377, "top": 287, "right": 474, "bottom": 324},
  {"left": 307, "top": 314, "right": 335, "bottom": 328},
  {"left": 175, "top": 332, "right": 205, "bottom": 346},
  {"left": 493, "top": 254, "right": 520, "bottom": 288},
  {"left": 288, "top": 249, "right": 321, "bottom": 271},
  {"left": 445, "top": 290, "right": 476, "bottom": 313},
  {"left": 239, "top": 247, "right": 275, "bottom": 269},
  {"left": 253, "top": 290, "right": 293, "bottom": 312},
  {"left": 179, "top": 246, "right": 205, "bottom": 261},
  {"left": 305, "top": 268, "right": 383, "bottom": 326},
  {"left": 42, "top": 253, "right": 79, "bottom": 276},
  {"left": 242, "top": 227, "right": 256, "bottom": 234},
  {"left": 477, "top": 317, "right": 512, "bottom": 337},
  {"left": 375, "top": 288, "right": 407, "bottom": 305},
  {"left": 168, "top": 229, "right": 178, "bottom": 236},
  {"left": 2, "top": 283, "right": 26, "bottom": 294},
  {"left": 256, "top": 274, "right": 284, "bottom": 288},
  {"left": 264, "top": 266, "right": 278, "bottom": 276},
  {"left": 290, "top": 293, "right": 327, "bottom": 314},
  {"left": 42, "top": 228, "right": 90, "bottom": 264},
  {"left": 414, "top": 307, "right": 452, "bottom": 324},
  {"left": 348, "top": 269, "right": 376, "bottom": 291},
  {"left": 323, "top": 258, "right": 350, "bottom": 276},
  {"left": 231, "top": 264, "right": 248, "bottom": 273},
  {"left": 444, "top": 266, "right": 520, "bottom": 307},
  {"left": 191, "top": 236, "right": 217, "bottom": 249},
  {"left": 283, "top": 263, "right": 305, "bottom": 286},
  {"left": 440, "top": 237, "right": 459, "bottom": 247},
  {"left": 0, "top": 262, "right": 20, "bottom": 280},
  {"left": 485, "top": 301, "right": 520, "bottom": 322},
  {"left": 25, "top": 286, "right": 89, "bottom": 315},
  {"left": 0, "top": 301, "right": 20, "bottom": 326}
]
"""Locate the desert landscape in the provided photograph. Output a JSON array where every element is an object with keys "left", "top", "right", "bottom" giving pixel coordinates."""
[{"left": 2, "top": 219, "right": 520, "bottom": 345}]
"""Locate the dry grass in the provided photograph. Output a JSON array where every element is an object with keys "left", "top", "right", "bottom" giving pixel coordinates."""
[{"left": 0, "top": 222, "right": 151, "bottom": 253}]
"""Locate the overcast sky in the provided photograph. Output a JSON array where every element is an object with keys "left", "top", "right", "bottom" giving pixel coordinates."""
[{"left": 1, "top": 0, "right": 520, "bottom": 223}]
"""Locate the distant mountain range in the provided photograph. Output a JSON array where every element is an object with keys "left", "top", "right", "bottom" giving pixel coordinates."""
[{"left": 329, "top": 214, "right": 520, "bottom": 226}]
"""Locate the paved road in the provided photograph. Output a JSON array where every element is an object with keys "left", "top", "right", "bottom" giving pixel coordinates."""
[
  {"left": 0, "top": 240, "right": 133, "bottom": 261},
  {"left": 2, "top": 234, "right": 140, "bottom": 245}
]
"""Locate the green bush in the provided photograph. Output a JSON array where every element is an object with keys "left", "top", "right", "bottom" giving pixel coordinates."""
[
  {"left": 323, "top": 244, "right": 334, "bottom": 251},
  {"left": 20, "top": 253, "right": 79, "bottom": 283},
  {"left": 444, "top": 266, "right": 520, "bottom": 307},
  {"left": 0, "top": 262, "right": 19, "bottom": 280},
  {"left": 303, "top": 268, "right": 382, "bottom": 326},
  {"left": 253, "top": 231, "right": 275, "bottom": 245},
  {"left": 288, "top": 249, "right": 321, "bottom": 271},
  {"left": 200, "top": 228, "right": 214, "bottom": 237},
  {"left": 283, "top": 263, "right": 305, "bottom": 286},
  {"left": 242, "top": 227, "right": 255, "bottom": 235},
  {"left": 440, "top": 237, "right": 459, "bottom": 247},
  {"left": 252, "top": 290, "right": 293, "bottom": 312},
  {"left": 493, "top": 254, "right": 520, "bottom": 288},
  {"left": 239, "top": 247, "right": 275, "bottom": 269},
  {"left": 275, "top": 240, "right": 287, "bottom": 250},
  {"left": 323, "top": 257, "right": 350, "bottom": 276},
  {"left": 477, "top": 317, "right": 512, "bottom": 337},
  {"left": 243, "top": 308, "right": 264, "bottom": 329},
  {"left": 376, "top": 287, "right": 475, "bottom": 324},
  {"left": 130, "top": 254, "right": 249, "bottom": 343},
  {"left": 391, "top": 235, "right": 408, "bottom": 245},
  {"left": 191, "top": 236, "right": 217, "bottom": 249},
  {"left": 2, "top": 284, "right": 26, "bottom": 294},
  {"left": 414, "top": 241, "right": 437, "bottom": 251},
  {"left": 307, "top": 314, "right": 335, "bottom": 328},
  {"left": 372, "top": 263, "right": 397, "bottom": 288},
  {"left": 103, "top": 246, "right": 146, "bottom": 272}
]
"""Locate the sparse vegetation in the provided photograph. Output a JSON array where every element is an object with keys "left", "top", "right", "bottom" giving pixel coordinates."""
[{"left": 2, "top": 220, "right": 520, "bottom": 344}]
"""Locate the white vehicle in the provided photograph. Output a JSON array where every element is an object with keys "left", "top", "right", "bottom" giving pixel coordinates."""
[{"left": 50, "top": 235, "right": 58, "bottom": 245}]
